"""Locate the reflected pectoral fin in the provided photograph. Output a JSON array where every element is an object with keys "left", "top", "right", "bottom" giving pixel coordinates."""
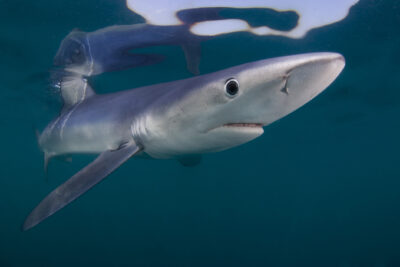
[{"left": 22, "top": 143, "right": 141, "bottom": 231}]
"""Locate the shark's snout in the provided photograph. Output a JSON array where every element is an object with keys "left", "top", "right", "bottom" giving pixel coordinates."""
[
  {"left": 242, "top": 52, "right": 345, "bottom": 126},
  {"left": 283, "top": 53, "right": 345, "bottom": 97}
]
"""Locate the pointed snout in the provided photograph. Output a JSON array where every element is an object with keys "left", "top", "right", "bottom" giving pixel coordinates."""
[
  {"left": 276, "top": 52, "right": 345, "bottom": 97},
  {"left": 258, "top": 52, "right": 345, "bottom": 96},
  {"left": 237, "top": 52, "right": 345, "bottom": 126}
]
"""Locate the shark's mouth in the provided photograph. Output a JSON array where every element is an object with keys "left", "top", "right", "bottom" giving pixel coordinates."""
[
  {"left": 207, "top": 123, "right": 264, "bottom": 133},
  {"left": 223, "top": 123, "right": 263, "bottom": 128}
]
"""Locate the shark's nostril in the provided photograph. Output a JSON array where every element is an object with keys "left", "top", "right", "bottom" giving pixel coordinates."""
[{"left": 280, "top": 74, "right": 290, "bottom": 95}]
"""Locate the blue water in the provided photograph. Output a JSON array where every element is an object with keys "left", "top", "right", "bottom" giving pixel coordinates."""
[{"left": 1, "top": 0, "right": 400, "bottom": 266}]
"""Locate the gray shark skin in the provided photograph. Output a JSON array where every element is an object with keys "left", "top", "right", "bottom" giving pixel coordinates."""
[
  {"left": 23, "top": 52, "right": 345, "bottom": 231},
  {"left": 54, "top": 24, "right": 204, "bottom": 76}
]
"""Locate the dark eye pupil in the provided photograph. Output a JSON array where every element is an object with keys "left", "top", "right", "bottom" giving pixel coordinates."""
[{"left": 226, "top": 80, "right": 239, "bottom": 96}]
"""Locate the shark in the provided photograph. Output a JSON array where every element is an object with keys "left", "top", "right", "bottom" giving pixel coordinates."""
[{"left": 23, "top": 52, "right": 345, "bottom": 231}]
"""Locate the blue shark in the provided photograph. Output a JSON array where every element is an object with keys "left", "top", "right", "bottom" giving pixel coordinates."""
[{"left": 23, "top": 52, "right": 345, "bottom": 230}]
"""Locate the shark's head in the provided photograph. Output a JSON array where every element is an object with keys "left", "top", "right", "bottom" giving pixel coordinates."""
[{"left": 136, "top": 52, "right": 345, "bottom": 158}]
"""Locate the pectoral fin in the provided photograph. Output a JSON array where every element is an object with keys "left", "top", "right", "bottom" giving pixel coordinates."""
[{"left": 22, "top": 143, "right": 141, "bottom": 231}]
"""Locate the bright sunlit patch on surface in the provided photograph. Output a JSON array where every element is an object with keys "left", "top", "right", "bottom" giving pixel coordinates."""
[
  {"left": 190, "top": 20, "right": 289, "bottom": 36},
  {"left": 191, "top": 19, "right": 249, "bottom": 36},
  {"left": 126, "top": 0, "right": 360, "bottom": 38}
]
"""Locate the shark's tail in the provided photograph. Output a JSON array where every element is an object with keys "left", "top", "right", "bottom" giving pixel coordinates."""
[
  {"left": 50, "top": 69, "right": 96, "bottom": 113},
  {"left": 44, "top": 69, "right": 97, "bottom": 175}
]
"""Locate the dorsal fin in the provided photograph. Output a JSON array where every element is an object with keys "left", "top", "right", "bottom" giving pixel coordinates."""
[
  {"left": 59, "top": 74, "right": 95, "bottom": 112},
  {"left": 182, "top": 41, "right": 201, "bottom": 75}
]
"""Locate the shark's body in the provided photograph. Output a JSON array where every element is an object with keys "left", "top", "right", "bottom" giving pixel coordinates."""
[{"left": 24, "top": 52, "right": 345, "bottom": 231}]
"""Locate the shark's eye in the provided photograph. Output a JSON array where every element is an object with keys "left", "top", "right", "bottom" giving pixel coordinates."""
[{"left": 225, "top": 78, "right": 239, "bottom": 97}]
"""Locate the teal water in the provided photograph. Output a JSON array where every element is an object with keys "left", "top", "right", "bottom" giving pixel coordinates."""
[{"left": 1, "top": 0, "right": 400, "bottom": 266}]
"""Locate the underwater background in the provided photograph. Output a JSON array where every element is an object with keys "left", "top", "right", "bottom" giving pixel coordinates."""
[{"left": 1, "top": 0, "right": 400, "bottom": 266}]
